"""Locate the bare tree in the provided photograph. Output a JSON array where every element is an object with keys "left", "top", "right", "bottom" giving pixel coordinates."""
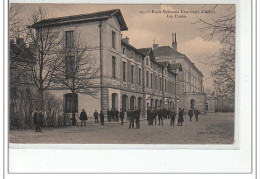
[
  {"left": 193, "top": 5, "right": 235, "bottom": 97},
  {"left": 25, "top": 7, "right": 64, "bottom": 111},
  {"left": 53, "top": 34, "right": 100, "bottom": 125}
]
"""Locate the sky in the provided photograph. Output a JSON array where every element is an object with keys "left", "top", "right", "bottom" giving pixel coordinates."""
[{"left": 11, "top": 3, "right": 235, "bottom": 90}]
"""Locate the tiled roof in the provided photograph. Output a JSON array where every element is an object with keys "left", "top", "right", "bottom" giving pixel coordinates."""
[
  {"left": 121, "top": 40, "right": 146, "bottom": 57},
  {"left": 29, "top": 9, "right": 128, "bottom": 31},
  {"left": 138, "top": 48, "right": 152, "bottom": 56},
  {"left": 153, "top": 46, "right": 184, "bottom": 57},
  {"left": 153, "top": 46, "right": 203, "bottom": 76}
]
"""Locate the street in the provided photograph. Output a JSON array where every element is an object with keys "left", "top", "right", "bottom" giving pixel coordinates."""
[{"left": 9, "top": 113, "right": 234, "bottom": 144}]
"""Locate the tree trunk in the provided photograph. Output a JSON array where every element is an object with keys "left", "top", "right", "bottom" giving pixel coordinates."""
[
  {"left": 39, "top": 89, "right": 44, "bottom": 111},
  {"left": 71, "top": 92, "right": 76, "bottom": 126}
]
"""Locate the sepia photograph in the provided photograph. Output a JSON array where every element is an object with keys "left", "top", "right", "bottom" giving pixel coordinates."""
[{"left": 9, "top": 3, "right": 236, "bottom": 145}]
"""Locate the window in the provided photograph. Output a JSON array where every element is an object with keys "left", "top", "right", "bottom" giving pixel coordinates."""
[
  {"left": 146, "top": 71, "right": 149, "bottom": 87},
  {"left": 155, "top": 75, "right": 158, "bottom": 90},
  {"left": 64, "top": 93, "right": 78, "bottom": 113},
  {"left": 131, "top": 65, "right": 134, "bottom": 83},
  {"left": 131, "top": 51, "right": 134, "bottom": 59},
  {"left": 123, "top": 61, "right": 126, "bottom": 81},
  {"left": 146, "top": 58, "right": 149, "bottom": 65},
  {"left": 65, "top": 31, "right": 74, "bottom": 48},
  {"left": 138, "top": 55, "right": 141, "bottom": 62},
  {"left": 112, "top": 56, "right": 116, "bottom": 78},
  {"left": 138, "top": 68, "right": 141, "bottom": 85},
  {"left": 159, "top": 77, "right": 162, "bottom": 90},
  {"left": 112, "top": 31, "right": 116, "bottom": 49},
  {"left": 150, "top": 73, "right": 153, "bottom": 88},
  {"left": 65, "top": 56, "right": 75, "bottom": 79},
  {"left": 165, "top": 79, "right": 167, "bottom": 92},
  {"left": 122, "top": 47, "right": 126, "bottom": 55}
]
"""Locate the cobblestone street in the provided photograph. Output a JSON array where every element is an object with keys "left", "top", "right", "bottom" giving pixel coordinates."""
[{"left": 9, "top": 113, "right": 234, "bottom": 144}]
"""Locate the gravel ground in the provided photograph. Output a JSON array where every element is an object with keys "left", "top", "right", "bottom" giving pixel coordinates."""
[{"left": 9, "top": 112, "right": 234, "bottom": 144}]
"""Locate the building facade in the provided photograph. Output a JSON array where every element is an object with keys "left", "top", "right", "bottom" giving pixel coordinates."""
[
  {"left": 153, "top": 33, "right": 207, "bottom": 113},
  {"left": 30, "top": 9, "right": 205, "bottom": 121}
]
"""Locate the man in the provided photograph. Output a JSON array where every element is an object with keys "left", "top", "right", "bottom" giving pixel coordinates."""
[
  {"left": 129, "top": 109, "right": 134, "bottom": 129},
  {"left": 119, "top": 108, "right": 124, "bottom": 125},
  {"left": 170, "top": 108, "right": 176, "bottom": 126},
  {"left": 194, "top": 107, "right": 200, "bottom": 122},
  {"left": 127, "top": 109, "right": 130, "bottom": 122},
  {"left": 107, "top": 109, "right": 111, "bottom": 122},
  {"left": 188, "top": 108, "right": 194, "bottom": 122},
  {"left": 177, "top": 108, "right": 184, "bottom": 126},
  {"left": 80, "top": 109, "right": 88, "bottom": 126},
  {"left": 153, "top": 108, "right": 157, "bottom": 125},
  {"left": 158, "top": 107, "right": 163, "bottom": 125},
  {"left": 94, "top": 110, "right": 99, "bottom": 123},
  {"left": 33, "top": 110, "right": 38, "bottom": 132},
  {"left": 99, "top": 110, "right": 105, "bottom": 125},
  {"left": 37, "top": 110, "right": 44, "bottom": 132},
  {"left": 111, "top": 108, "right": 115, "bottom": 122},
  {"left": 147, "top": 107, "right": 151, "bottom": 125},
  {"left": 114, "top": 108, "right": 119, "bottom": 122},
  {"left": 135, "top": 107, "right": 141, "bottom": 129}
]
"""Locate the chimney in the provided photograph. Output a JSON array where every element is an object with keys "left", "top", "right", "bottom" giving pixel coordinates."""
[
  {"left": 122, "top": 36, "right": 129, "bottom": 44},
  {"left": 172, "top": 33, "right": 177, "bottom": 51},
  {"left": 153, "top": 44, "right": 159, "bottom": 50}
]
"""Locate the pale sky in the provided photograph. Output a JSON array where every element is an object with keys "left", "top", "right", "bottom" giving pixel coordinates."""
[{"left": 11, "top": 3, "right": 235, "bottom": 90}]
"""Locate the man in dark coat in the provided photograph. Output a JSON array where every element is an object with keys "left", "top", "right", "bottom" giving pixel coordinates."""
[
  {"left": 129, "top": 109, "right": 134, "bottom": 129},
  {"left": 188, "top": 108, "right": 193, "bottom": 122},
  {"left": 37, "top": 110, "right": 44, "bottom": 132},
  {"left": 94, "top": 110, "right": 99, "bottom": 123},
  {"left": 119, "top": 108, "right": 124, "bottom": 125},
  {"left": 107, "top": 109, "right": 111, "bottom": 122},
  {"left": 153, "top": 109, "right": 157, "bottom": 125},
  {"left": 170, "top": 108, "right": 176, "bottom": 126},
  {"left": 194, "top": 107, "right": 200, "bottom": 122},
  {"left": 114, "top": 108, "right": 119, "bottom": 122},
  {"left": 135, "top": 107, "right": 141, "bottom": 129},
  {"left": 99, "top": 110, "right": 105, "bottom": 125},
  {"left": 33, "top": 110, "right": 39, "bottom": 132},
  {"left": 80, "top": 109, "right": 88, "bottom": 126},
  {"left": 111, "top": 108, "right": 115, "bottom": 122},
  {"left": 158, "top": 107, "right": 164, "bottom": 125},
  {"left": 127, "top": 109, "right": 130, "bottom": 122},
  {"left": 147, "top": 107, "right": 151, "bottom": 125},
  {"left": 177, "top": 108, "right": 184, "bottom": 126}
]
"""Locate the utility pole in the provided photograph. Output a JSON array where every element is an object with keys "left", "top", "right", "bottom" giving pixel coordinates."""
[{"left": 99, "top": 21, "right": 103, "bottom": 112}]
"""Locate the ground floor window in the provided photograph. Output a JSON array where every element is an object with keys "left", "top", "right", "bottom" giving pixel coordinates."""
[{"left": 64, "top": 93, "right": 78, "bottom": 113}]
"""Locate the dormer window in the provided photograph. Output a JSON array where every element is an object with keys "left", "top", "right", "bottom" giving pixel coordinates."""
[{"left": 138, "top": 55, "right": 141, "bottom": 62}]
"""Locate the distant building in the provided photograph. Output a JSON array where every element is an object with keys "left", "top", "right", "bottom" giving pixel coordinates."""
[{"left": 153, "top": 33, "right": 207, "bottom": 113}]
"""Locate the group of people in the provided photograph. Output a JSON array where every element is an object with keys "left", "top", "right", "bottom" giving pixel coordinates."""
[
  {"left": 188, "top": 107, "right": 200, "bottom": 122},
  {"left": 146, "top": 107, "right": 187, "bottom": 126},
  {"left": 126, "top": 107, "right": 141, "bottom": 129},
  {"left": 80, "top": 109, "right": 105, "bottom": 126},
  {"left": 33, "top": 110, "right": 44, "bottom": 132},
  {"left": 33, "top": 107, "right": 200, "bottom": 131}
]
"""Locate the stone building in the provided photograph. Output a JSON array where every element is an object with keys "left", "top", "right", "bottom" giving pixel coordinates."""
[
  {"left": 29, "top": 9, "right": 184, "bottom": 120},
  {"left": 153, "top": 33, "right": 207, "bottom": 113}
]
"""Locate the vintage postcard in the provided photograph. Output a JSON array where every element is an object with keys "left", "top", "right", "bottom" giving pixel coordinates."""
[
  {"left": 9, "top": 3, "right": 235, "bottom": 145},
  {"left": 5, "top": 0, "right": 255, "bottom": 174}
]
